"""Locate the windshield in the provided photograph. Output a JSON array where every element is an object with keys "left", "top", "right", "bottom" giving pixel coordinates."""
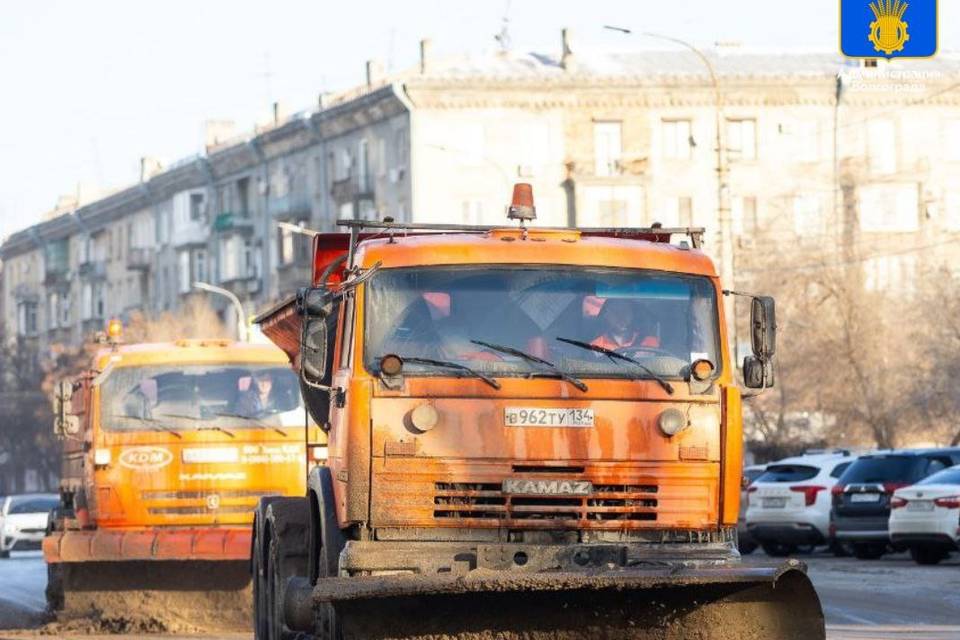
[
  {"left": 8, "top": 496, "right": 58, "bottom": 515},
  {"left": 839, "top": 456, "right": 928, "bottom": 484},
  {"left": 917, "top": 466, "right": 960, "bottom": 485},
  {"left": 755, "top": 465, "right": 819, "bottom": 483},
  {"left": 100, "top": 364, "right": 307, "bottom": 432},
  {"left": 364, "top": 266, "right": 720, "bottom": 380}
]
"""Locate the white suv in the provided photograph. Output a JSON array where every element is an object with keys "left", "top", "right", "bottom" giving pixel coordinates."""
[
  {"left": 745, "top": 453, "right": 853, "bottom": 556},
  {"left": 889, "top": 465, "right": 960, "bottom": 565}
]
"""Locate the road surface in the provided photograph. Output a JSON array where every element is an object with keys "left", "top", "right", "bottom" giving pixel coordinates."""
[{"left": 1, "top": 549, "right": 958, "bottom": 638}]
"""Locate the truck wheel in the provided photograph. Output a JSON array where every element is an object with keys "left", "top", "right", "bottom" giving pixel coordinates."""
[
  {"left": 829, "top": 540, "right": 851, "bottom": 557},
  {"left": 253, "top": 497, "right": 285, "bottom": 640},
  {"left": 910, "top": 546, "right": 946, "bottom": 565},
  {"left": 852, "top": 543, "right": 885, "bottom": 560},
  {"left": 308, "top": 466, "right": 345, "bottom": 639},
  {"left": 738, "top": 539, "right": 758, "bottom": 555},
  {"left": 761, "top": 542, "right": 796, "bottom": 557},
  {"left": 265, "top": 497, "right": 310, "bottom": 640},
  {"left": 45, "top": 563, "right": 64, "bottom": 611}
]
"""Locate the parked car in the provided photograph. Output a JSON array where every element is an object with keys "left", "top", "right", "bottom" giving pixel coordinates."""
[
  {"left": 737, "top": 464, "right": 767, "bottom": 554},
  {"left": 0, "top": 493, "right": 59, "bottom": 558},
  {"left": 745, "top": 453, "right": 853, "bottom": 556},
  {"left": 889, "top": 465, "right": 960, "bottom": 565},
  {"left": 831, "top": 448, "right": 960, "bottom": 560}
]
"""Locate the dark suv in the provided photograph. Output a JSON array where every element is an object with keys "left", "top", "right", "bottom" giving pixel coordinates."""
[{"left": 831, "top": 448, "right": 960, "bottom": 559}]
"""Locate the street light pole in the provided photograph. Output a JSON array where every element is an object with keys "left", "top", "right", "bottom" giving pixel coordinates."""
[
  {"left": 192, "top": 281, "right": 249, "bottom": 343},
  {"left": 604, "top": 25, "right": 735, "bottom": 345}
]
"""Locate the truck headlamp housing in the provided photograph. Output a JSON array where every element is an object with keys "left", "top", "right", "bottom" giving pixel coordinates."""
[
  {"left": 657, "top": 409, "right": 687, "bottom": 437},
  {"left": 94, "top": 448, "right": 111, "bottom": 466}
]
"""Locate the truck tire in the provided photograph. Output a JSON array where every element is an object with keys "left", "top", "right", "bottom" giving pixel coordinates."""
[
  {"left": 761, "top": 542, "right": 796, "bottom": 557},
  {"left": 253, "top": 497, "right": 285, "bottom": 640},
  {"left": 308, "top": 466, "right": 346, "bottom": 639},
  {"left": 264, "top": 497, "right": 310, "bottom": 640}
]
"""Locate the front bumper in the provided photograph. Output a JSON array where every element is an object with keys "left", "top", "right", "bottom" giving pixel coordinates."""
[
  {"left": 2, "top": 530, "right": 45, "bottom": 552},
  {"left": 43, "top": 526, "right": 251, "bottom": 563}
]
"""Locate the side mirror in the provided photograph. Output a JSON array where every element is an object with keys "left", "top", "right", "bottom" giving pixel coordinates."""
[
  {"left": 743, "top": 356, "right": 774, "bottom": 389},
  {"left": 750, "top": 296, "right": 776, "bottom": 360},
  {"left": 52, "top": 380, "right": 80, "bottom": 438},
  {"left": 301, "top": 317, "right": 329, "bottom": 383}
]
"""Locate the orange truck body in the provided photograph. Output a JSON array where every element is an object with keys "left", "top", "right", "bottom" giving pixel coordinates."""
[{"left": 44, "top": 339, "right": 318, "bottom": 565}]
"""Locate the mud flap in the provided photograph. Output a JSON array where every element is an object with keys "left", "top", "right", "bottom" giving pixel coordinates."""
[
  {"left": 289, "top": 562, "right": 824, "bottom": 640},
  {"left": 54, "top": 560, "right": 252, "bottom": 633}
]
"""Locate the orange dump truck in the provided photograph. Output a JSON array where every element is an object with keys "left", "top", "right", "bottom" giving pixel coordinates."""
[
  {"left": 252, "top": 184, "right": 825, "bottom": 639},
  {"left": 44, "top": 335, "right": 322, "bottom": 629}
]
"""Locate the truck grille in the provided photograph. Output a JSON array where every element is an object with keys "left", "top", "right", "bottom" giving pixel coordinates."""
[{"left": 433, "top": 482, "right": 658, "bottom": 523}]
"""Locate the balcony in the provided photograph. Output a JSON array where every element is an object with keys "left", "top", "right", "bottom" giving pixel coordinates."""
[
  {"left": 12, "top": 283, "right": 39, "bottom": 301},
  {"left": 43, "top": 265, "right": 71, "bottom": 286},
  {"left": 330, "top": 176, "right": 373, "bottom": 205},
  {"left": 78, "top": 260, "right": 107, "bottom": 280},
  {"left": 127, "top": 247, "right": 155, "bottom": 271},
  {"left": 213, "top": 212, "right": 256, "bottom": 234}
]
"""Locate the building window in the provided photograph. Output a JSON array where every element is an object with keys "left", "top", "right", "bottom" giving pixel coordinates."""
[
  {"left": 864, "top": 254, "right": 917, "bottom": 292},
  {"left": 946, "top": 120, "right": 960, "bottom": 162},
  {"left": 82, "top": 283, "right": 93, "bottom": 320},
  {"left": 732, "top": 196, "right": 758, "bottom": 235},
  {"left": 726, "top": 119, "right": 757, "bottom": 160},
  {"left": 47, "top": 292, "right": 59, "bottom": 330},
  {"left": 662, "top": 119, "right": 692, "bottom": 160},
  {"left": 279, "top": 225, "right": 295, "bottom": 265},
  {"left": 237, "top": 177, "right": 251, "bottom": 217},
  {"left": 394, "top": 128, "right": 409, "bottom": 168},
  {"left": 593, "top": 121, "right": 622, "bottom": 176},
  {"left": 336, "top": 149, "right": 352, "bottom": 181},
  {"left": 189, "top": 192, "right": 206, "bottom": 221},
  {"left": 218, "top": 184, "right": 233, "bottom": 215},
  {"left": 859, "top": 184, "right": 917, "bottom": 232},
  {"left": 793, "top": 194, "right": 823, "bottom": 235},
  {"left": 17, "top": 302, "right": 38, "bottom": 337},
  {"left": 193, "top": 249, "right": 208, "bottom": 283},
  {"left": 178, "top": 250, "right": 191, "bottom": 293},
  {"left": 461, "top": 200, "right": 483, "bottom": 225},
  {"left": 377, "top": 138, "right": 387, "bottom": 177},
  {"left": 358, "top": 139, "right": 370, "bottom": 191},
  {"left": 60, "top": 293, "right": 71, "bottom": 327},
  {"left": 867, "top": 119, "right": 896, "bottom": 174},
  {"left": 662, "top": 196, "right": 693, "bottom": 227}
]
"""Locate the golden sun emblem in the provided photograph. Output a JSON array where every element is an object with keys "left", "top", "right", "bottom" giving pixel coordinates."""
[{"left": 868, "top": 0, "right": 910, "bottom": 55}]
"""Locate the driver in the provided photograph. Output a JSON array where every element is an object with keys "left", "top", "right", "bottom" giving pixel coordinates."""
[
  {"left": 236, "top": 370, "right": 277, "bottom": 417},
  {"left": 591, "top": 299, "right": 660, "bottom": 351}
]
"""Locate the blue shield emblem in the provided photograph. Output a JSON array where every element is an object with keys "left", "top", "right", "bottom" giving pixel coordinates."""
[{"left": 840, "top": 0, "right": 937, "bottom": 58}]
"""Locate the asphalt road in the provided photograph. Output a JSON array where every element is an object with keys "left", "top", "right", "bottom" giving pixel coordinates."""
[{"left": 0, "top": 550, "right": 958, "bottom": 639}]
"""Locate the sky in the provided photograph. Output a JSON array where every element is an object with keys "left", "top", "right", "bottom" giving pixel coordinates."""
[{"left": 1, "top": 0, "right": 958, "bottom": 240}]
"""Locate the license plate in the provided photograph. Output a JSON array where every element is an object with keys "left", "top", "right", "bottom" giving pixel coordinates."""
[
  {"left": 907, "top": 500, "right": 934, "bottom": 511},
  {"left": 502, "top": 478, "right": 593, "bottom": 496},
  {"left": 761, "top": 497, "right": 787, "bottom": 508},
  {"left": 504, "top": 407, "right": 594, "bottom": 427},
  {"left": 850, "top": 493, "right": 881, "bottom": 503}
]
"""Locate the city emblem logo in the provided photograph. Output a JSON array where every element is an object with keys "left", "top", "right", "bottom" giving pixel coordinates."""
[
  {"left": 868, "top": 0, "right": 909, "bottom": 55},
  {"left": 840, "top": 0, "right": 937, "bottom": 59},
  {"left": 205, "top": 494, "right": 221, "bottom": 510},
  {"left": 119, "top": 446, "right": 173, "bottom": 471}
]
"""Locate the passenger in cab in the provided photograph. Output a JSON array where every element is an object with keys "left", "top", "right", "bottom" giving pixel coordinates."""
[
  {"left": 591, "top": 299, "right": 660, "bottom": 351},
  {"left": 237, "top": 370, "right": 278, "bottom": 417}
]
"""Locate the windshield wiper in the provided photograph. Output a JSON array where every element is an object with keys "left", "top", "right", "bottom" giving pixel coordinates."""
[
  {"left": 155, "top": 412, "right": 238, "bottom": 437},
  {"left": 398, "top": 356, "right": 501, "bottom": 390},
  {"left": 470, "top": 340, "right": 588, "bottom": 392},
  {"left": 555, "top": 337, "right": 674, "bottom": 394},
  {"left": 119, "top": 413, "right": 183, "bottom": 439},
  {"left": 214, "top": 412, "right": 287, "bottom": 437}
]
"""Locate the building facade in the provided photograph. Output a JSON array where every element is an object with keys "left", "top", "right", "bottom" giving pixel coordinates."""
[{"left": 4, "top": 33, "right": 960, "bottom": 356}]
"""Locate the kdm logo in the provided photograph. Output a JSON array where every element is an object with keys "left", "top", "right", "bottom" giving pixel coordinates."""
[{"left": 119, "top": 447, "right": 173, "bottom": 470}]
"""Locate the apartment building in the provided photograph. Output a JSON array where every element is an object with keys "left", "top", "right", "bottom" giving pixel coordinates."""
[{"left": 4, "top": 32, "right": 960, "bottom": 356}]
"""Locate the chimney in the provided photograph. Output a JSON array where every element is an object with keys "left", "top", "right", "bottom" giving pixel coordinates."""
[
  {"left": 419, "top": 38, "right": 432, "bottom": 74},
  {"left": 272, "top": 101, "right": 281, "bottom": 124},
  {"left": 561, "top": 28, "right": 576, "bottom": 71},
  {"left": 366, "top": 59, "right": 384, "bottom": 87}
]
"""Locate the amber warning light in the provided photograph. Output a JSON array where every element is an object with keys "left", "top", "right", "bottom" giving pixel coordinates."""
[
  {"left": 106, "top": 318, "right": 123, "bottom": 341},
  {"left": 507, "top": 183, "right": 536, "bottom": 222}
]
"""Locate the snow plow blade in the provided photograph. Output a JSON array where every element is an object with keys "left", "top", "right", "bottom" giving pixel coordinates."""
[
  {"left": 47, "top": 560, "right": 252, "bottom": 633},
  {"left": 285, "top": 561, "right": 824, "bottom": 640}
]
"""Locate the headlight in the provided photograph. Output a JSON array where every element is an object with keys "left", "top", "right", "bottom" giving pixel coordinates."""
[
  {"left": 94, "top": 448, "right": 112, "bottom": 466},
  {"left": 657, "top": 409, "right": 687, "bottom": 436},
  {"left": 309, "top": 445, "right": 328, "bottom": 461},
  {"left": 182, "top": 447, "right": 239, "bottom": 464},
  {"left": 409, "top": 404, "right": 439, "bottom": 432}
]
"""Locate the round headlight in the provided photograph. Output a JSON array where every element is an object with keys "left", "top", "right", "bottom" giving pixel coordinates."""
[
  {"left": 657, "top": 408, "right": 687, "bottom": 437},
  {"left": 410, "top": 404, "right": 439, "bottom": 432},
  {"left": 380, "top": 354, "right": 404, "bottom": 377},
  {"left": 691, "top": 359, "right": 715, "bottom": 381}
]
